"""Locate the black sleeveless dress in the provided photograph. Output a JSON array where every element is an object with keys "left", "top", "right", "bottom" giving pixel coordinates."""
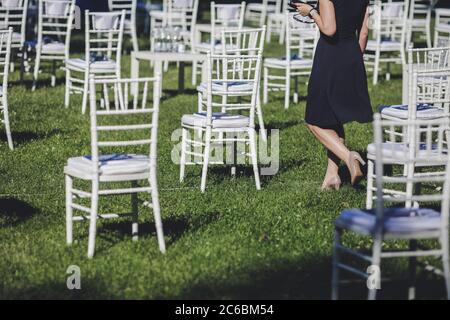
[{"left": 305, "top": 0, "right": 372, "bottom": 128}]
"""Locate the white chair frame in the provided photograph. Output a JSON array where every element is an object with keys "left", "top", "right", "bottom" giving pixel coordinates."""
[
  {"left": 108, "top": 0, "right": 139, "bottom": 52},
  {"left": 434, "top": 8, "right": 450, "bottom": 48},
  {"left": 263, "top": 11, "right": 317, "bottom": 109},
  {"left": 407, "top": 0, "right": 432, "bottom": 48},
  {"left": 65, "top": 10, "right": 125, "bottom": 114},
  {"left": 180, "top": 52, "right": 262, "bottom": 192},
  {"left": 333, "top": 114, "right": 450, "bottom": 300},
  {"left": 192, "top": 1, "right": 246, "bottom": 85},
  {"left": 368, "top": 70, "right": 450, "bottom": 210},
  {"left": 365, "top": 0, "right": 409, "bottom": 85},
  {"left": 245, "top": 0, "right": 282, "bottom": 27},
  {"left": 0, "top": 28, "right": 13, "bottom": 150},
  {"left": 65, "top": 76, "right": 166, "bottom": 258},
  {"left": 32, "top": 0, "right": 75, "bottom": 90}
]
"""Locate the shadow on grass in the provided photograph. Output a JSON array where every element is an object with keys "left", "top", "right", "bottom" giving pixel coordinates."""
[
  {"left": 0, "top": 129, "right": 64, "bottom": 147},
  {"left": 98, "top": 211, "right": 221, "bottom": 247},
  {"left": 0, "top": 198, "right": 38, "bottom": 227}
]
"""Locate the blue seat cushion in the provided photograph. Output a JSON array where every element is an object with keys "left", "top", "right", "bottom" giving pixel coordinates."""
[{"left": 335, "top": 207, "right": 441, "bottom": 237}]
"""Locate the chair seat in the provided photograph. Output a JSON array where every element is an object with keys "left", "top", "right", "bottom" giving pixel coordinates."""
[
  {"left": 194, "top": 42, "right": 238, "bottom": 53},
  {"left": 367, "top": 142, "right": 448, "bottom": 163},
  {"left": 436, "top": 23, "right": 450, "bottom": 32},
  {"left": 380, "top": 103, "right": 445, "bottom": 120},
  {"left": 197, "top": 81, "right": 254, "bottom": 94},
  {"left": 66, "top": 58, "right": 117, "bottom": 72},
  {"left": 149, "top": 10, "right": 182, "bottom": 20},
  {"left": 335, "top": 207, "right": 442, "bottom": 239},
  {"left": 42, "top": 41, "right": 65, "bottom": 53},
  {"left": 264, "top": 56, "right": 313, "bottom": 68},
  {"left": 247, "top": 3, "right": 276, "bottom": 13},
  {"left": 65, "top": 154, "right": 150, "bottom": 180},
  {"left": 182, "top": 112, "right": 250, "bottom": 129},
  {"left": 366, "top": 39, "right": 402, "bottom": 51}
]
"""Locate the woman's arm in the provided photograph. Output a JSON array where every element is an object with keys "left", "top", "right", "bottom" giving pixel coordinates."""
[
  {"left": 359, "top": 8, "right": 370, "bottom": 53},
  {"left": 296, "top": 0, "right": 336, "bottom": 37}
]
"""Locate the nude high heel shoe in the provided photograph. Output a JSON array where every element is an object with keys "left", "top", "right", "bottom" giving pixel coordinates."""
[
  {"left": 347, "top": 151, "right": 366, "bottom": 185},
  {"left": 321, "top": 175, "right": 342, "bottom": 191}
]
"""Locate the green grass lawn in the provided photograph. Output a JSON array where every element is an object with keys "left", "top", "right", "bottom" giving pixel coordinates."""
[{"left": 0, "top": 36, "right": 448, "bottom": 300}]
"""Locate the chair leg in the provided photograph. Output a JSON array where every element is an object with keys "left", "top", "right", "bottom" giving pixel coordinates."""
[
  {"left": 32, "top": 51, "right": 41, "bottom": 91},
  {"left": 180, "top": 127, "right": 187, "bottom": 182},
  {"left": 249, "top": 128, "right": 261, "bottom": 190},
  {"left": 366, "top": 160, "right": 374, "bottom": 209},
  {"left": 87, "top": 179, "right": 99, "bottom": 258},
  {"left": 65, "top": 175, "right": 73, "bottom": 245},
  {"left": 200, "top": 128, "right": 212, "bottom": 193},
  {"left": 131, "top": 182, "right": 139, "bottom": 242},
  {"left": 131, "top": 26, "right": 139, "bottom": 52},
  {"left": 256, "top": 90, "right": 267, "bottom": 142},
  {"left": 65, "top": 69, "right": 71, "bottom": 108},
  {"left": 192, "top": 60, "right": 198, "bottom": 86},
  {"left": 284, "top": 69, "right": 290, "bottom": 109},
  {"left": 368, "top": 238, "right": 382, "bottom": 300},
  {"left": 263, "top": 66, "right": 269, "bottom": 104},
  {"left": 81, "top": 71, "right": 89, "bottom": 114},
  {"left": 441, "top": 233, "right": 450, "bottom": 300},
  {"left": 373, "top": 51, "right": 380, "bottom": 86},
  {"left": 331, "top": 228, "right": 342, "bottom": 300},
  {"left": 149, "top": 170, "right": 166, "bottom": 253},
  {"left": 408, "top": 240, "right": 418, "bottom": 300},
  {"left": 3, "top": 104, "right": 13, "bottom": 150}
]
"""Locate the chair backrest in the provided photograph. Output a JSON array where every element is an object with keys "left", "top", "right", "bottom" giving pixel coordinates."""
[
  {"left": 0, "top": 28, "right": 12, "bottom": 101},
  {"left": 84, "top": 10, "right": 125, "bottom": 69},
  {"left": 408, "top": 0, "right": 431, "bottom": 21},
  {"left": 210, "top": 1, "right": 245, "bottom": 41},
  {"left": 0, "top": 0, "right": 28, "bottom": 49},
  {"left": 370, "top": 0, "right": 409, "bottom": 46},
  {"left": 220, "top": 26, "right": 266, "bottom": 56},
  {"left": 108, "top": 0, "right": 136, "bottom": 25},
  {"left": 407, "top": 46, "right": 450, "bottom": 76},
  {"left": 88, "top": 76, "right": 161, "bottom": 175},
  {"left": 166, "top": 0, "right": 198, "bottom": 32},
  {"left": 372, "top": 113, "right": 450, "bottom": 235},
  {"left": 435, "top": 8, "right": 450, "bottom": 26},
  {"left": 37, "top": 0, "right": 75, "bottom": 58},
  {"left": 285, "top": 11, "right": 318, "bottom": 61},
  {"left": 202, "top": 52, "right": 262, "bottom": 126}
]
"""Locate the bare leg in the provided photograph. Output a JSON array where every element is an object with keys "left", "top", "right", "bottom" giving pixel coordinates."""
[
  {"left": 308, "top": 124, "right": 350, "bottom": 165},
  {"left": 308, "top": 123, "right": 364, "bottom": 186}
]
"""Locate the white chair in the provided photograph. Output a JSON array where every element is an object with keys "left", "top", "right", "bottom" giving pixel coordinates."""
[
  {"left": 0, "top": 0, "right": 28, "bottom": 71},
  {"left": 197, "top": 27, "right": 267, "bottom": 141},
  {"left": 65, "top": 10, "right": 125, "bottom": 114},
  {"left": 192, "top": 1, "right": 246, "bottom": 85},
  {"left": 407, "top": 0, "right": 432, "bottom": 47},
  {"left": 0, "top": 28, "right": 13, "bottom": 150},
  {"left": 149, "top": 0, "right": 168, "bottom": 29},
  {"left": 150, "top": 0, "right": 198, "bottom": 52},
  {"left": 108, "top": 0, "right": 139, "bottom": 52},
  {"left": 332, "top": 114, "right": 450, "bottom": 300},
  {"left": 180, "top": 52, "right": 262, "bottom": 192},
  {"left": 32, "top": 0, "right": 75, "bottom": 90},
  {"left": 365, "top": 0, "right": 409, "bottom": 85},
  {"left": 401, "top": 46, "right": 450, "bottom": 105},
  {"left": 265, "top": 0, "right": 288, "bottom": 44},
  {"left": 434, "top": 8, "right": 450, "bottom": 48},
  {"left": 368, "top": 70, "right": 450, "bottom": 210},
  {"left": 263, "top": 11, "right": 317, "bottom": 109},
  {"left": 64, "top": 76, "right": 166, "bottom": 258},
  {"left": 245, "top": 0, "right": 282, "bottom": 27}
]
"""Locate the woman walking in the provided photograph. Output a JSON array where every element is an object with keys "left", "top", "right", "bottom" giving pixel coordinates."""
[{"left": 295, "top": 0, "right": 373, "bottom": 191}]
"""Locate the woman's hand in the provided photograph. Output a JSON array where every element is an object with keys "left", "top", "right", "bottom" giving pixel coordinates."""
[{"left": 296, "top": 3, "right": 313, "bottom": 17}]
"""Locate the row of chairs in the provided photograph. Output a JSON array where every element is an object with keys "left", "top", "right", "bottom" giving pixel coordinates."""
[{"left": 332, "top": 44, "right": 450, "bottom": 299}]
